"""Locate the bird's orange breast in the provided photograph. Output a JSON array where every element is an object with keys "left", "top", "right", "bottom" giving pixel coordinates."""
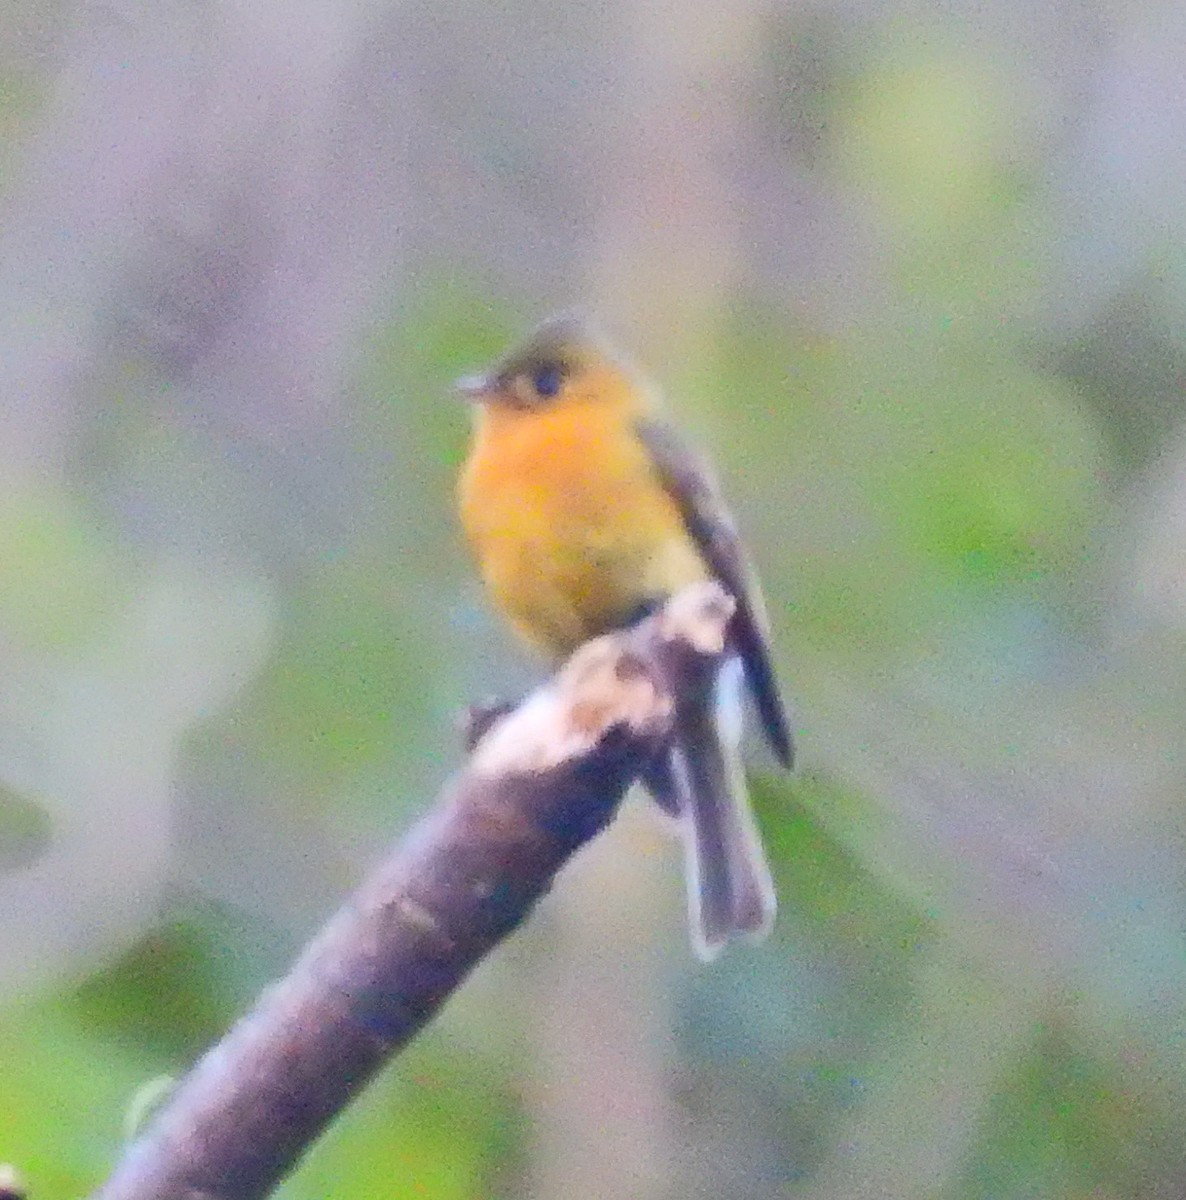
[{"left": 459, "top": 402, "right": 708, "bottom": 658}]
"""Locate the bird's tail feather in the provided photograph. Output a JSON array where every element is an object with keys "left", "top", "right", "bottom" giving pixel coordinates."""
[{"left": 671, "top": 657, "right": 776, "bottom": 960}]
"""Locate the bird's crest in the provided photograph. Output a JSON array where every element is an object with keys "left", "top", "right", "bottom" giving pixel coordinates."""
[{"left": 489, "top": 312, "right": 615, "bottom": 383}]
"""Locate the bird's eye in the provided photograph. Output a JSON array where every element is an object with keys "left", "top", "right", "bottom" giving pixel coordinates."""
[{"left": 531, "top": 363, "right": 564, "bottom": 398}]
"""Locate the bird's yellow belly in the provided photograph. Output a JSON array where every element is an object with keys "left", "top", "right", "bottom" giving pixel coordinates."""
[
  {"left": 459, "top": 412, "right": 708, "bottom": 658},
  {"left": 482, "top": 503, "right": 707, "bottom": 656}
]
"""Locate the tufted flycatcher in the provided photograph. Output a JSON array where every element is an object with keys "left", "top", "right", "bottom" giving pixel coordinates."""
[{"left": 456, "top": 315, "right": 793, "bottom": 959}]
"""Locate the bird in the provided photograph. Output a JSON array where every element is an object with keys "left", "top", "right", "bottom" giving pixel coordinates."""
[{"left": 456, "top": 314, "right": 793, "bottom": 959}]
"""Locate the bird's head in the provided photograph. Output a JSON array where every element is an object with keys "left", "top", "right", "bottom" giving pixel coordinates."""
[{"left": 457, "top": 314, "right": 649, "bottom": 417}]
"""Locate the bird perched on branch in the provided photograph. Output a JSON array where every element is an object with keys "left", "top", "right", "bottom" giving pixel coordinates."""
[{"left": 456, "top": 315, "right": 793, "bottom": 959}]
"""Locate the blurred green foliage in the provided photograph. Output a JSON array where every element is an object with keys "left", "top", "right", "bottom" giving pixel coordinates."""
[
  {"left": 0, "top": 488, "right": 130, "bottom": 651},
  {"left": 0, "top": 281, "right": 1143, "bottom": 1197},
  {"left": 2, "top": 5, "right": 1184, "bottom": 1198}
]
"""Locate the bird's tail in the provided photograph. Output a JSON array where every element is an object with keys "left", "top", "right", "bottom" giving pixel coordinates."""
[{"left": 670, "top": 656, "right": 776, "bottom": 960}]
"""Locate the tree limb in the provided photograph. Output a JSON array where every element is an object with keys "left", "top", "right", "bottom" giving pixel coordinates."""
[{"left": 87, "top": 582, "right": 735, "bottom": 1200}]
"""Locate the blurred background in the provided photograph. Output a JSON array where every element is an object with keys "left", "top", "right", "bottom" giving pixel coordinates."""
[{"left": 2, "top": 0, "right": 1186, "bottom": 1196}]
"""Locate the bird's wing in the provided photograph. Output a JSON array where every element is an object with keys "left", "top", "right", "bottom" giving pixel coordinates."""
[{"left": 636, "top": 418, "right": 793, "bottom": 767}]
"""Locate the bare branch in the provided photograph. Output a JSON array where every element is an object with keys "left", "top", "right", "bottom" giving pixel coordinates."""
[{"left": 87, "top": 582, "right": 733, "bottom": 1200}]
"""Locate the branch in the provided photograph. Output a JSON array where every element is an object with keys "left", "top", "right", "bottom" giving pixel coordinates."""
[{"left": 87, "top": 582, "right": 735, "bottom": 1200}]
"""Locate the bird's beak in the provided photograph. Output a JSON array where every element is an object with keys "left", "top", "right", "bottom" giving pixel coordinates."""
[{"left": 455, "top": 373, "right": 494, "bottom": 401}]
